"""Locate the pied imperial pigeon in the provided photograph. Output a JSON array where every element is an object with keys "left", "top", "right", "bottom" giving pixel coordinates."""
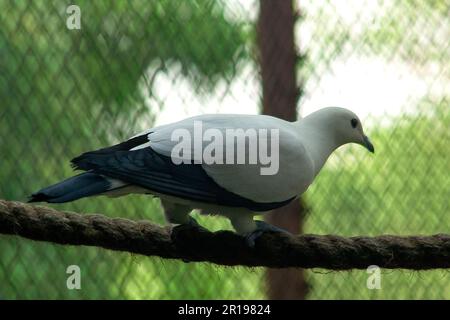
[{"left": 30, "top": 107, "right": 374, "bottom": 245}]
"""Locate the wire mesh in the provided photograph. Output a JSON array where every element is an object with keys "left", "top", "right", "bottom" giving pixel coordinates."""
[{"left": 0, "top": 0, "right": 448, "bottom": 299}]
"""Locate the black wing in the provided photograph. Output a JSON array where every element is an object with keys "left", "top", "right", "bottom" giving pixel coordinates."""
[{"left": 71, "top": 135, "right": 294, "bottom": 211}]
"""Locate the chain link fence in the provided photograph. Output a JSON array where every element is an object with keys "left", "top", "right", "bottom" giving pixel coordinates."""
[{"left": 0, "top": 0, "right": 448, "bottom": 299}]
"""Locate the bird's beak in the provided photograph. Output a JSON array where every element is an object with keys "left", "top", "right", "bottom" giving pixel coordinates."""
[{"left": 363, "top": 135, "right": 375, "bottom": 153}]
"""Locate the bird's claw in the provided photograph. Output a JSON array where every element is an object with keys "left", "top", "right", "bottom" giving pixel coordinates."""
[
  {"left": 187, "top": 216, "right": 199, "bottom": 226},
  {"left": 245, "top": 230, "right": 264, "bottom": 248},
  {"left": 172, "top": 217, "right": 209, "bottom": 263},
  {"left": 170, "top": 216, "right": 203, "bottom": 229},
  {"left": 186, "top": 216, "right": 206, "bottom": 229},
  {"left": 244, "top": 220, "right": 291, "bottom": 248}
]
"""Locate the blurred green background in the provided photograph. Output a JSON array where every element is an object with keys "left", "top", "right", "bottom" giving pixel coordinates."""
[{"left": 0, "top": 0, "right": 448, "bottom": 299}]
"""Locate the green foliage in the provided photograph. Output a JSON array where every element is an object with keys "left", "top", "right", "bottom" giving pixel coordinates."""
[
  {"left": 0, "top": 0, "right": 250, "bottom": 299},
  {"left": 0, "top": 0, "right": 247, "bottom": 198},
  {"left": 362, "top": 0, "right": 449, "bottom": 63}
]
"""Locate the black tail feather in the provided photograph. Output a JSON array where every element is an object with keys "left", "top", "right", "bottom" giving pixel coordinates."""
[{"left": 29, "top": 172, "right": 111, "bottom": 203}]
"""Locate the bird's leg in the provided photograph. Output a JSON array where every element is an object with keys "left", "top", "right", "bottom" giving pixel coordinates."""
[
  {"left": 161, "top": 200, "right": 207, "bottom": 231},
  {"left": 229, "top": 214, "right": 291, "bottom": 247},
  {"left": 161, "top": 200, "right": 191, "bottom": 224},
  {"left": 185, "top": 216, "right": 202, "bottom": 228},
  {"left": 245, "top": 220, "right": 291, "bottom": 247},
  {"left": 162, "top": 201, "right": 209, "bottom": 264}
]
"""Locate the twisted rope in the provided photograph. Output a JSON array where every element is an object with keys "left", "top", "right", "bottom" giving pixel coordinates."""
[{"left": 0, "top": 200, "right": 449, "bottom": 270}]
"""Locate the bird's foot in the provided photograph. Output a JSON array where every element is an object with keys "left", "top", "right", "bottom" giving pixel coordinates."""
[
  {"left": 186, "top": 216, "right": 207, "bottom": 230},
  {"left": 171, "top": 216, "right": 209, "bottom": 233},
  {"left": 245, "top": 220, "right": 291, "bottom": 248},
  {"left": 170, "top": 216, "right": 209, "bottom": 263}
]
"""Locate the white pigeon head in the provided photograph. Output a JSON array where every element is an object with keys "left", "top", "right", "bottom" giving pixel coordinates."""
[{"left": 304, "top": 107, "right": 375, "bottom": 153}]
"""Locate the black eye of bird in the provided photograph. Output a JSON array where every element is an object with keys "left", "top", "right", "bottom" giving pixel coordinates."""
[{"left": 351, "top": 118, "right": 358, "bottom": 128}]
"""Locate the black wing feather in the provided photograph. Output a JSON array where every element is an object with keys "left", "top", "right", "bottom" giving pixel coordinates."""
[{"left": 71, "top": 135, "right": 294, "bottom": 211}]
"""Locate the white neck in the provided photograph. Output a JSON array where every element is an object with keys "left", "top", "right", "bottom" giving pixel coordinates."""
[{"left": 294, "top": 117, "right": 341, "bottom": 176}]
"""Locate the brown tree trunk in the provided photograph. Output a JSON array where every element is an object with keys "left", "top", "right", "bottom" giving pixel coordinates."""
[{"left": 257, "top": 0, "right": 309, "bottom": 299}]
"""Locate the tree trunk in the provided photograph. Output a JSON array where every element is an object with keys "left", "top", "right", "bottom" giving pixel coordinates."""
[{"left": 257, "top": 0, "right": 309, "bottom": 299}]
